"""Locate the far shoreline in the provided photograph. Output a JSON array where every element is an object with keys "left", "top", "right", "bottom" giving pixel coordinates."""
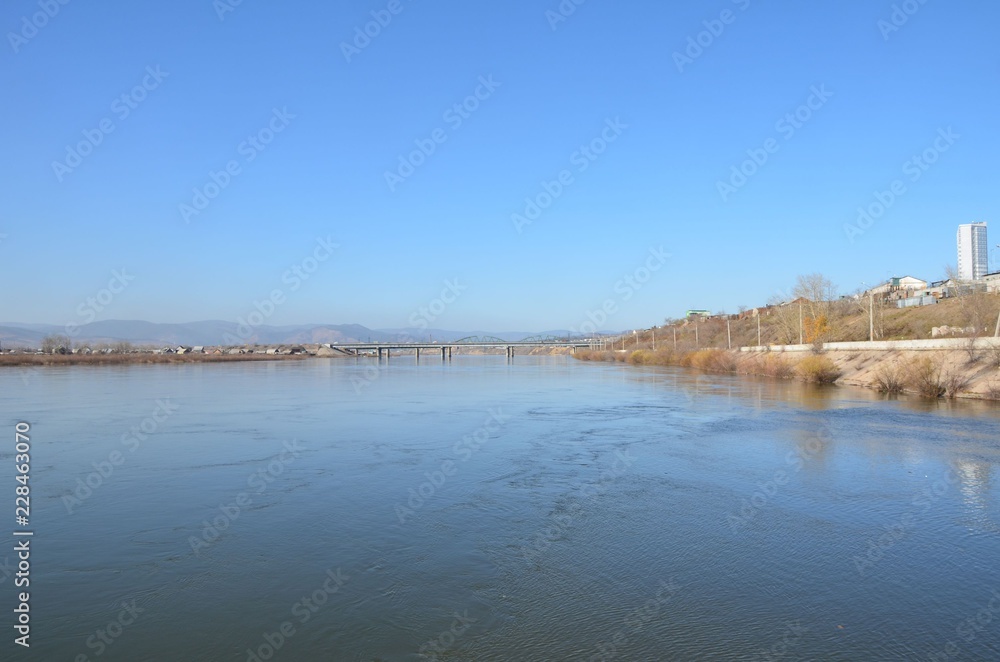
[{"left": 0, "top": 353, "right": 316, "bottom": 367}]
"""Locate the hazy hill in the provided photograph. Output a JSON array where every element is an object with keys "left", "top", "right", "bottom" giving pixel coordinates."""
[{"left": 0, "top": 320, "right": 603, "bottom": 348}]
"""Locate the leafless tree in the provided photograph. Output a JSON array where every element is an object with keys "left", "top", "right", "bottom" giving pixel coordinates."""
[
  {"left": 793, "top": 273, "right": 838, "bottom": 319},
  {"left": 41, "top": 334, "right": 72, "bottom": 354}
]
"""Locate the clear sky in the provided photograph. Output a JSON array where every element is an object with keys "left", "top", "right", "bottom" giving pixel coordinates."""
[{"left": 3, "top": 0, "right": 998, "bottom": 332}]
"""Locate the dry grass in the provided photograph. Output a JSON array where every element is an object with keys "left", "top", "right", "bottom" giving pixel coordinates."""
[
  {"left": 682, "top": 349, "right": 738, "bottom": 373},
  {"left": 742, "top": 353, "right": 795, "bottom": 378},
  {"left": 795, "top": 355, "right": 841, "bottom": 383},
  {"left": 627, "top": 349, "right": 654, "bottom": 365}
]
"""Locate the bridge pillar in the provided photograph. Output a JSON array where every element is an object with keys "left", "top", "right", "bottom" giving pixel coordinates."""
[
  {"left": 448, "top": 347, "right": 452, "bottom": 360},
  {"left": 377, "top": 348, "right": 382, "bottom": 361},
  {"left": 441, "top": 347, "right": 446, "bottom": 361},
  {"left": 415, "top": 348, "right": 420, "bottom": 362}
]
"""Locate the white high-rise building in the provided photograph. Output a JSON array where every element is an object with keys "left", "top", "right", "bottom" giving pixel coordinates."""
[{"left": 957, "top": 222, "right": 988, "bottom": 281}]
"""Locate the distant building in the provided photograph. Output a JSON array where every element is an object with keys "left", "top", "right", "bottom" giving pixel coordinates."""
[
  {"left": 984, "top": 271, "right": 1000, "bottom": 293},
  {"left": 685, "top": 310, "right": 711, "bottom": 319},
  {"left": 867, "top": 276, "right": 928, "bottom": 299},
  {"left": 957, "top": 222, "right": 988, "bottom": 281},
  {"left": 896, "top": 295, "right": 936, "bottom": 309}
]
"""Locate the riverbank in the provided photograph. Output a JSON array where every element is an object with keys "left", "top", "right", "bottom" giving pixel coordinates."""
[
  {"left": 575, "top": 339, "right": 1000, "bottom": 401},
  {"left": 0, "top": 353, "right": 312, "bottom": 367},
  {"left": 0, "top": 344, "right": 575, "bottom": 367}
]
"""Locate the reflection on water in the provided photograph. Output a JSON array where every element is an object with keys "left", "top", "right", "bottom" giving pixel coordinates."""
[
  {"left": 956, "top": 459, "right": 997, "bottom": 533},
  {"left": 2, "top": 356, "right": 1000, "bottom": 661}
]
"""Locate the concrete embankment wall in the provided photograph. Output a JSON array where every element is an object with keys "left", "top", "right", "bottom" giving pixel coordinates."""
[
  {"left": 738, "top": 338, "right": 1000, "bottom": 399},
  {"left": 739, "top": 337, "right": 1000, "bottom": 353}
]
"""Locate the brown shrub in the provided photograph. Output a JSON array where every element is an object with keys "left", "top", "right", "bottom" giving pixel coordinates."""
[
  {"left": 905, "top": 357, "right": 945, "bottom": 398},
  {"left": 628, "top": 350, "right": 653, "bottom": 365},
  {"left": 942, "top": 369, "right": 972, "bottom": 398},
  {"left": 747, "top": 353, "right": 795, "bottom": 378},
  {"left": 685, "top": 349, "right": 737, "bottom": 373},
  {"left": 796, "top": 355, "right": 841, "bottom": 383},
  {"left": 872, "top": 363, "right": 905, "bottom": 394}
]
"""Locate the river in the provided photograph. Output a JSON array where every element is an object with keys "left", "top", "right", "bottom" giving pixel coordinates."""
[{"left": 3, "top": 355, "right": 1000, "bottom": 660}]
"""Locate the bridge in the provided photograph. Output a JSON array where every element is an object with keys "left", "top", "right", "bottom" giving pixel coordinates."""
[{"left": 332, "top": 336, "right": 595, "bottom": 361}]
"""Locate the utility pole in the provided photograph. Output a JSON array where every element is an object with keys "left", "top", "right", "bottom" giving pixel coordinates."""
[
  {"left": 673, "top": 327, "right": 677, "bottom": 350},
  {"left": 652, "top": 328, "right": 656, "bottom": 351},
  {"left": 695, "top": 323, "right": 699, "bottom": 347},
  {"left": 798, "top": 303, "right": 803, "bottom": 345},
  {"left": 869, "top": 291, "right": 875, "bottom": 342},
  {"left": 757, "top": 314, "right": 761, "bottom": 347},
  {"left": 727, "top": 319, "right": 731, "bottom": 349}
]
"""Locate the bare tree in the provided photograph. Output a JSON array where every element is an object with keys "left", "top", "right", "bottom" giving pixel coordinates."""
[
  {"left": 848, "top": 286, "right": 889, "bottom": 340},
  {"left": 41, "top": 334, "right": 72, "bottom": 354},
  {"left": 793, "top": 273, "right": 838, "bottom": 318},
  {"left": 766, "top": 295, "right": 799, "bottom": 345}
]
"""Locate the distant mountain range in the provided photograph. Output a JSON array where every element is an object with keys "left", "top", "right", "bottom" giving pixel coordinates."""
[{"left": 0, "top": 320, "right": 596, "bottom": 348}]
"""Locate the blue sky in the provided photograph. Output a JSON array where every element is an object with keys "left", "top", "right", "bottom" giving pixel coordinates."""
[{"left": 2, "top": 0, "right": 998, "bottom": 332}]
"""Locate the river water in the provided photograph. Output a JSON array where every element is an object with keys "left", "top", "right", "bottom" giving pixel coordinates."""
[{"left": 3, "top": 355, "right": 1000, "bottom": 661}]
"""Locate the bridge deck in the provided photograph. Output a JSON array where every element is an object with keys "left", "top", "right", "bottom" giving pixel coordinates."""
[{"left": 335, "top": 342, "right": 591, "bottom": 350}]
